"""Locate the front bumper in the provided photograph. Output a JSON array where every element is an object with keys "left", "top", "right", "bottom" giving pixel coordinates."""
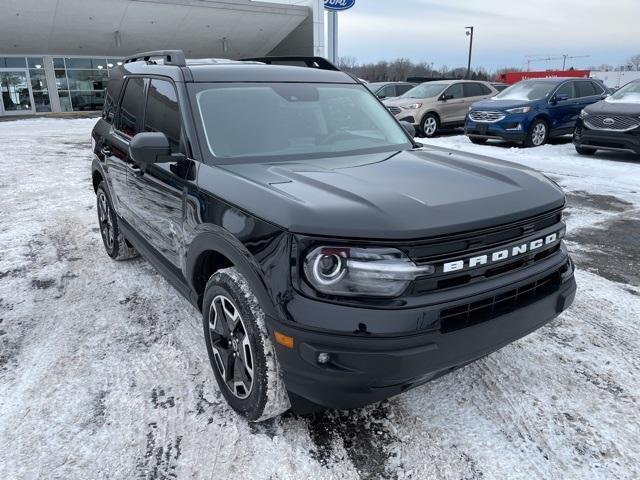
[
  {"left": 465, "top": 114, "right": 529, "bottom": 142},
  {"left": 574, "top": 119, "right": 640, "bottom": 154},
  {"left": 270, "top": 256, "right": 576, "bottom": 412}
]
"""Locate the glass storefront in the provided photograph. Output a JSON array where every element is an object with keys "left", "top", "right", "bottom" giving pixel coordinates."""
[
  {"left": 54, "top": 57, "right": 121, "bottom": 112},
  {"left": 0, "top": 55, "right": 121, "bottom": 115}
]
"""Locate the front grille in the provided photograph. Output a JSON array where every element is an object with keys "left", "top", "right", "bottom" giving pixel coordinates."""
[
  {"left": 439, "top": 263, "right": 567, "bottom": 333},
  {"left": 469, "top": 111, "right": 506, "bottom": 123},
  {"left": 585, "top": 115, "right": 640, "bottom": 131},
  {"left": 408, "top": 209, "right": 564, "bottom": 294},
  {"left": 387, "top": 106, "right": 402, "bottom": 115}
]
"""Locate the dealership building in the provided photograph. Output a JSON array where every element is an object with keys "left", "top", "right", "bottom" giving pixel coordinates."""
[{"left": 0, "top": 0, "right": 325, "bottom": 116}]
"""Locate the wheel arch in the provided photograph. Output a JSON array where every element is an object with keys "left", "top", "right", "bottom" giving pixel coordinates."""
[
  {"left": 92, "top": 169, "right": 104, "bottom": 193},
  {"left": 186, "top": 228, "right": 278, "bottom": 318}
]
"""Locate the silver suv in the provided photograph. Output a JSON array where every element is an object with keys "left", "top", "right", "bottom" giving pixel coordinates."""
[{"left": 384, "top": 80, "right": 498, "bottom": 137}]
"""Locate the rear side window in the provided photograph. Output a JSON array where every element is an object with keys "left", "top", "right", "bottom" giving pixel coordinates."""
[
  {"left": 555, "top": 82, "right": 576, "bottom": 100},
  {"left": 576, "top": 81, "right": 598, "bottom": 98},
  {"left": 144, "top": 79, "right": 182, "bottom": 153},
  {"left": 463, "top": 83, "right": 484, "bottom": 97},
  {"left": 480, "top": 84, "right": 493, "bottom": 94},
  {"left": 115, "top": 77, "right": 144, "bottom": 137}
]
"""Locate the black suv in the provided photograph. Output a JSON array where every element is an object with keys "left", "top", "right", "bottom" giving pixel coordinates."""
[
  {"left": 91, "top": 50, "right": 576, "bottom": 421},
  {"left": 574, "top": 79, "right": 640, "bottom": 156}
]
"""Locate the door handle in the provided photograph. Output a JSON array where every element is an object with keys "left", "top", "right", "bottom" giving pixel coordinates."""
[{"left": 127, "top": 163, "right": 144, "bottom": 177}]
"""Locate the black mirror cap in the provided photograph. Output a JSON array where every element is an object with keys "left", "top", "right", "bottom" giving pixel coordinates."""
[
  {"left": 553, "top": 93, "right": 570, "bottom": 104},
  {"left": 400, "top": 121, "right": 416, "bottom": 138},
  {"left": 129, "top": 132, "right": 171, "bottom": 165}
]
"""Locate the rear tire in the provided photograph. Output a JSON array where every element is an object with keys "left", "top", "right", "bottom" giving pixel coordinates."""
[
  {"left": 96, "top": 182, "right": 138, "bottom": 260},
  {"left": 575, "top": 145, "right": 597, "bottom": 155},
  {"left": 469, "top": 137, "right": 488, "bottom": 145},
  {"left": 421, "top": 113, "right": 440, "bottom": 138},
  {"left": 524, "top": 119, "right": 549, "bottom": 147},
  {"left": 202, "top": 267, "right": 290, "bottom": 422}
]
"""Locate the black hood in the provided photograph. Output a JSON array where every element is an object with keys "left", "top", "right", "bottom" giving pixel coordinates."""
[
  {"left": 203, "top": 147, "right": 565, "bottom": 240},
  {"left": 584, "top": 99, "right": 640, "bottom": 115}
]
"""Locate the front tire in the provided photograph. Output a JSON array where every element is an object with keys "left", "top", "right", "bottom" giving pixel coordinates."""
[
  {"left": 575, "top": 145, "right": 597, "bottom": 155},
  {"left": 96, "top": 182, "right": 138, "bottom": 260},
  {"left": 202, "top": 267, "right": 290, "bottom": 421},
  {"left": 524, "top": 119, "right": 549, "bottom": 147},
  {"left": 421, "top": 113, "right": 440, "bottom": 138}
]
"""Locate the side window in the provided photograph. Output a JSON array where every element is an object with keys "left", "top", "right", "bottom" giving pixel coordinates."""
[
  {"left": 378, "top": 85, "right": 396, "bottom": 99},
  {"left": 554, "top": 82, "right": 576, "bottom": 100},
  {"left": 591, "top": 81, "right": 605, "bottom": 95},
  {"left": 480, "top": 84, "right": 493, "bottom": 95},
  {"left": 397, "top": 84, "right": 414, "bottom": 95},
  {"left": 115, "top": 77, "right": 144, "bottom": 137},
  {"left": 144, "top": 79, "right": 182, "bottom": 153},
  {"left": 102, "top": 90, "right": 115, "bottom": 123},
  {"left": 444, "top": 83, "right": 464, "bottom": 99},
  {"left": 576, "top": 81, "right": 598, "bottom": 98},
  {"left": 463, "top": 83, "right": 484, "bottom": 97}
]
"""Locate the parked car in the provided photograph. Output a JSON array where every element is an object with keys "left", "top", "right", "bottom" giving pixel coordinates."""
[
  {"left": 384, "top": 80, "right": 498, "bottom": 137},
  {"left": 466, "top": 78, "right": 607, "bottom": 147},
  {"left": 366, "top": 81, "right": 417, "bottom": 99},
  {"left": 574, "top": 79, "right": 640, "bottom": 156},
  {"left": 91, "top": 51, "right": 576, "bottom": 421}
]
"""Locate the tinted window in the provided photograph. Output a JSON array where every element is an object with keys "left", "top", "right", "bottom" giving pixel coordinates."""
[
  {"left": 591, "top": 82, "right": 605, "bottom": 95},
  {"left": 480, "top": 84, "right": 493, "bottom": 94},
  {"left": 144, "top": 79, "right": 182, "bottom": 153},
  {"left": 378, "top": 85, "right": 396, "bottom": 99},
  {"left": 115, "top": 77, "right": 144, "bottom": 137},
  {"left": 576, "top": 81, "right": 598, "bottom": 98},
  {"left": 554, "top": 82, "right": 575, "bottom": 100},
  {"left": 444, "top": 83, "right": 464, "bottom": 99},
  {"left": 463, "top": 83, "right": 484, "bottom": 97},
  {"left": 397, "top": 84, "right": 414, "bottom": 95}
]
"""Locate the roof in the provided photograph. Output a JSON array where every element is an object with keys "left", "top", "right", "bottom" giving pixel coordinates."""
[
  {"left": 117, "top": 52, "right": 356, "bottom": 84},
  {"left": 187, "top": 63, "right": 355, "bottom": 83}
]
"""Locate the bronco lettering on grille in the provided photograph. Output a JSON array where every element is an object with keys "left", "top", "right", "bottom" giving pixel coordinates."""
[{"left": 442, "top": 232, "right": 560, "bottom": 273}]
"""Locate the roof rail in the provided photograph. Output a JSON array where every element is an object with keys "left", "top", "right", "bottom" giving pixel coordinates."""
[
  {"left": 241, "top": 56, "right": 340, "bottom": 72},
  {"left": 123, "top": 50, "right": 186, "bottom": 67}
]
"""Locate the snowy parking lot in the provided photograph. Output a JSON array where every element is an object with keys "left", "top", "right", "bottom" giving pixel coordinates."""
[{"left": 1, "top": 118, "right": 639, "bottom": 480}]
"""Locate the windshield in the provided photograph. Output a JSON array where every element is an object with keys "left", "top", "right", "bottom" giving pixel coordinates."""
[
  {"left": 194, "top": 83, "right": 411, "bottom": 161},
  {"left": 606, "top": 81, "right": 640, "bottom": 104},
  {"left": 400, "top": 83, "right": 447, "bottom": 99},
  {"left": 495, "top": 81, "right": 556, "bottom": 101}
]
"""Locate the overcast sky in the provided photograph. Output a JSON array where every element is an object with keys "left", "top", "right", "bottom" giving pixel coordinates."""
[{"left": 334, "top": 0, "right": 640, "bottom": 71}]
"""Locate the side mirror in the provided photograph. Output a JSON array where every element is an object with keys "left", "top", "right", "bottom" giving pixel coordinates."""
[
  {"left": 400, "top": 121, "right": 416, "bottom": 138},
  {"left": 553, "top": 93, "right": 570, "bottom": 104},
  {"left": 440, "top": 94, "right": 452, "bottom": 102},
  {"left": 601, "top": 92, "right": 610, "bottom": 99},
  {"left": 129, "top": 132, "right": 171, "bottom": 166}
]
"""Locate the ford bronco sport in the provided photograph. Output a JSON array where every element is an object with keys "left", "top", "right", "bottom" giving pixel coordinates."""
[{"left": 91, "top": 50, "right": 576, "bottom": 421}]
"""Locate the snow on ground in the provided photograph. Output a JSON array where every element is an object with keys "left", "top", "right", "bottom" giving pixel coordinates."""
[{"left": 0, "top": 119, "right": 639, "bottom": 480}]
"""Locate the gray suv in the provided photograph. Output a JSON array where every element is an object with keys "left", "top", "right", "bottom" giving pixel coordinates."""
[{"left": 384, "top": 80, "right": 498, "bottom": 137}]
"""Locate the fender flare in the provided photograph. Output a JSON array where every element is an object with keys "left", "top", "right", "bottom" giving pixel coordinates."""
[{"left": 185, "top": 226, "right": 278, "bottom": 318}]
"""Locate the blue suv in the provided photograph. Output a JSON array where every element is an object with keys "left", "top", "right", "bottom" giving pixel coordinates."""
[{"left": 466, "top": 78, "right": 607, "bottom": 147}]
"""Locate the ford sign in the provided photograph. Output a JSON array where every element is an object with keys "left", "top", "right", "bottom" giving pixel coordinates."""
[{"left": 324, "top": 0, "right": 355, "bottom": 11}]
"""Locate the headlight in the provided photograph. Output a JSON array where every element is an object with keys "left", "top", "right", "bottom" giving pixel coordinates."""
[
  {"left": 579, "top": 109, "right": 589, "bottom": 119},
  {"left": 303, "top": 246, "right": 434, "bottom": 298},
  {"left": 401, "top": 103, "right": 423, "bottom": 110},
  {"left": 505, "top": 106, "right": 532, "bottom": 114}
]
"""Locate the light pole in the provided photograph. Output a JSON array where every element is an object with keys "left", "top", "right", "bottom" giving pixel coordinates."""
[{"left": 465, "top": 26, "right": 474, "bottom": 79}]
